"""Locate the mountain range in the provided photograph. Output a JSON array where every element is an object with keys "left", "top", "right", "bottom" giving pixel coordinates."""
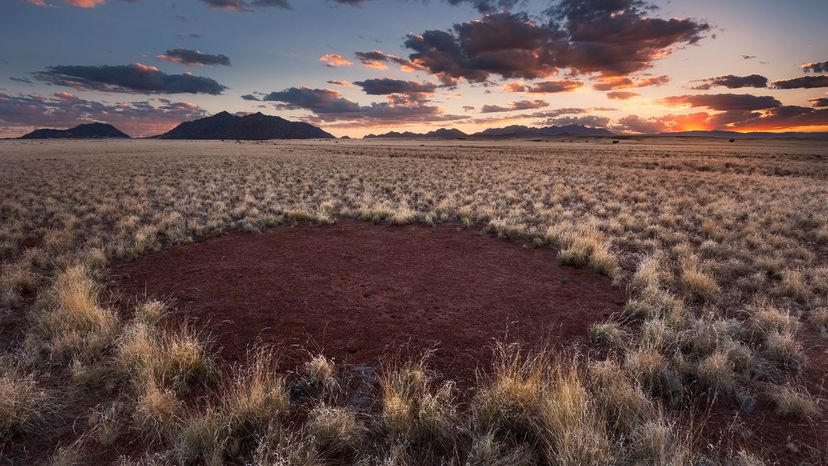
[
  {"left": 16, "top": 116, "right": 828, "bottom": 141},
  {"left": 365, "top": 124, "right": 615, "bottom": 139},
  {"left": 20, "top": 122, "right": 131, "bottom": 139},
  {"left": 158, "top": 111, "right": 334, "bottom": 140}
]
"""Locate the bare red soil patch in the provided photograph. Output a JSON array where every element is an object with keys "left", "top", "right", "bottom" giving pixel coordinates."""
[{"left": 109, "top": 220, "right": 624, "bottom": 383}]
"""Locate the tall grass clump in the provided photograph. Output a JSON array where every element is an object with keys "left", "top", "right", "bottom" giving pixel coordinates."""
[{"left": 33, "top": 265, "right": 119, "bottom": 364}]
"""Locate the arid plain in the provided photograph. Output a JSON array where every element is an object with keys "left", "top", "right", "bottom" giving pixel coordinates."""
[{"left": 1, "top": 138, "right": 826, "bottom": 465}]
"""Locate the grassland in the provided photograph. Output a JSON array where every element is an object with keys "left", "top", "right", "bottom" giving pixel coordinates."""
[{"left": 0, "top": 138, "right": 826, "bottom": 464}]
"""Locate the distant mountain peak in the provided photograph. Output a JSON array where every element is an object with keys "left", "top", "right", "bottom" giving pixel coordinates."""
[
  {"left": 364, "top": 128, "right": 468, "bottom": 139},
  {"left": 159, "top": 111, "right": 334, "bottom": 140},
  {"left": 20, "top": 122, "right": 130, "bottom": 139}
]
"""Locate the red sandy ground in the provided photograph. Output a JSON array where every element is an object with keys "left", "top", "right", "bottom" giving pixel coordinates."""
[{"left": 109, "top": 220, "right": 624, "bottom": 384}]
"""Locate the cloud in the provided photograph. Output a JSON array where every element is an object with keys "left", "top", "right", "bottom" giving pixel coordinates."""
[
  {"left": 613, "top": 114, "right": 672, "bottom": 134},
  {"left": 504, "top": 79, "right": 583, "bottom": 93},
  {"left": 614, "top": 105, "right": 828, "bottom": 133},
  {"left": 260, "top": 86, "right": 467, "bottom": 124},
  {"left": 690, "top": 74, "right": 768, "bottom": 90},
  {"left": 469, "top": 107, "right": 588, "bottom": 125},
  {"left": 0, "top": 91, "right": 207, "bottom": 137},
  {"left": 742, "top": 55, "right": 756, "bottom": 60},
  {"left": 545, "top": 114, "right": 610, "bottom": 127},
  {"left": 329, "top": 0, "right": 521, "bottom": 13},
  {"left": 354, "top": 50, "right": 421, "bottom": 71},
  {"left": 404, "top": 3, "right": 708, "bottom": 84},
  {"left": 198, "top": 0, "right": 290, "bottom": 11},
  {"left": 352, "top": 78, "right": 437, "bottom": 95},
  {"left": 802, "top": 61, "right": 828, "bottom": 73},
  {"left": 606, "top": 91, "right": 639, "bottom": 100},
  {"left": 10, "top": 77, "right": 33, "bottom": 84},
  {"left": 156, "top": 49, "right": 231, "bottom": 66},
  {"left": 811, "top": 97, "right": 828, "bottom": 107},
  {"left": 728, "top": 106, "right": 828, "bottom": 131},
  {"left": 481, "top": 99, "right": 549, "bottom": 113},
  {"left": 66, "top": 0, "right": 107, "bottom": 7},
  {"left": 326, "top": 80, "right": 351, "bottom": 86},
  {"left": 21, "top": 0, "right": 109, "bottom": 6},
  {"left": 319, "top": 54, "right": 353, "bottom": 67},
  {"left": 661, "top": 93, "right": 781, "bottom": 111},
  {"left": 241, "top": 94, "right": 260, "bottom": 101},
  {"left": 33, "top": 63, "right": 227, "bottom": 95},
  {"left": 592, "top": 75, "right": 669, "bottom": 90},
  {"left": 772, "top": 75, "right": 828, "bottom": 89}
]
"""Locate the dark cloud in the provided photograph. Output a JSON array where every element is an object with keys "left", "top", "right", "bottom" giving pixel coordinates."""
[
  {"left": 691, "top": 74, "right": 768, "bottom": 90},
  {"left": 198, "top": 0, "right": 290, "bottom": 11},
  {"left": 354, "top": 50, "right": 421, "bottom": 71},
  {"left": 403, "top": 3, "right": 708, "bottom": 84},
  {"left": 198, "top": 0, "right": 521, "bottom": 13},
  {"left": 353, "top": 78, "right": 437, "bottom": 95},
  {"left": 772, "top": 75, "right": 828, "bottom": 89},
  {"left": 802, "top": 61, "right": 828, "bottom": 73},
  {"left": 260, "top": 86, "right": 467, "bottom": 124},
  {"left": 10, "top": 77, "right": 33, "bottom": 84},
  {"left": 505, "top": 78, "right": 582, "bottom": 93},
  {"left": 241, "top": 94, "right": 260, "bottom": 101},
  {"left": 741, "top": 55, "right": 756, "bottom": 60},
  {"left": 481, "top": 99, "right": 549, "bottom": 113},
  {"left": 810, "top": 97, "right": 828, "bottom": 107},
  {"left": 156, "top": 49, "right": 231, "bottom": 66},
  {"left": 606, "top": 91, "right": 639, "bottom": 100},
  {"left": 0, "top": 91, "right": 206, "bottom": 137},
  {"left": 33, "top": 63, "right": 227, "bottom": 95},
  {"left": 661, "top": 93, "right": 781, "bottom": 111},
  {"left": 330, "top": 0, "right": 521, "bottom": 13}
]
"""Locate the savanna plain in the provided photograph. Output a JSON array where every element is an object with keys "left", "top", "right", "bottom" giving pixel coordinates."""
[{"left": 0, "top": 138, "right": 826, "bottom": 465}]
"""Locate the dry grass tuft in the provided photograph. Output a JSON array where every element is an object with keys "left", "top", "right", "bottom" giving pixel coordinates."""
[
  {"left": 588, "top": 322, "right": 624, "bottom": 348},
  {"left": 769, "top": 384, "right": 818, "bottom": 419},
  {"left": 381, "top": 357, "right": 455, "bottom": 441},
  {"left": 0, "top": 360, "right": 52, "bottom": 440},
  {"left": 681, "top": 263, "right": 719, "bottom": 301},
  {"left": 34, "top": 265, "right": 120, "bottom": 363},
  {"left": 307, "top": 404, "right": 364, "bottom": 454}
]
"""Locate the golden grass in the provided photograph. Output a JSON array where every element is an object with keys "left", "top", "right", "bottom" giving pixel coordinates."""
[
  {"left": 0, "top": 361, "right": 52, "bottom": 440},
  {"left": 1, "top": 139, "right": 826, "bottom": 463}
]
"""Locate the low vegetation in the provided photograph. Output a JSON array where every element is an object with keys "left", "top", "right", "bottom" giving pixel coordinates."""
[{"left": 0, "top": 138, "right": 825, "bottom": 463}]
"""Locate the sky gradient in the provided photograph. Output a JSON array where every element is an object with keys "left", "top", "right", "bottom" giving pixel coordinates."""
[{"left": 1, "top": 0, "right": 827, "bottom": 137}]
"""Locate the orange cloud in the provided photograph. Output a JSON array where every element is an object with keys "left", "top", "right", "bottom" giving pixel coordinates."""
[
  {"left": 66, "top": 0, "right": 107, "bottom": 7},
  {"left": 319, "top": 54, "right": 353, "bottom": 67},
  {"left": 606, "top": 91, "right": 640, "bottom": 100},
  {"left": 593, "top": 75, "right": 669, "bottom": 91}
]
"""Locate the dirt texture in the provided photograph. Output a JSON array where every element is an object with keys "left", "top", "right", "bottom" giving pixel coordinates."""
[{"left": 109, "top": 220, "right": 625, "bottom": 383}]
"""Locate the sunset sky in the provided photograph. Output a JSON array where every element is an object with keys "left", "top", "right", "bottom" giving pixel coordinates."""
[{"left": 2, "top": 0, "right": 827, "bottom": 137}]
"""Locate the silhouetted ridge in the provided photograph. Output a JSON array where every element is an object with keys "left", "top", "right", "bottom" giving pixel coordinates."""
[
  {"left": 20, "top": 122, "right": 130, "bottom": 139},
  {"left": 159, "top": 112, "right": 334, "bottom": 140}
]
